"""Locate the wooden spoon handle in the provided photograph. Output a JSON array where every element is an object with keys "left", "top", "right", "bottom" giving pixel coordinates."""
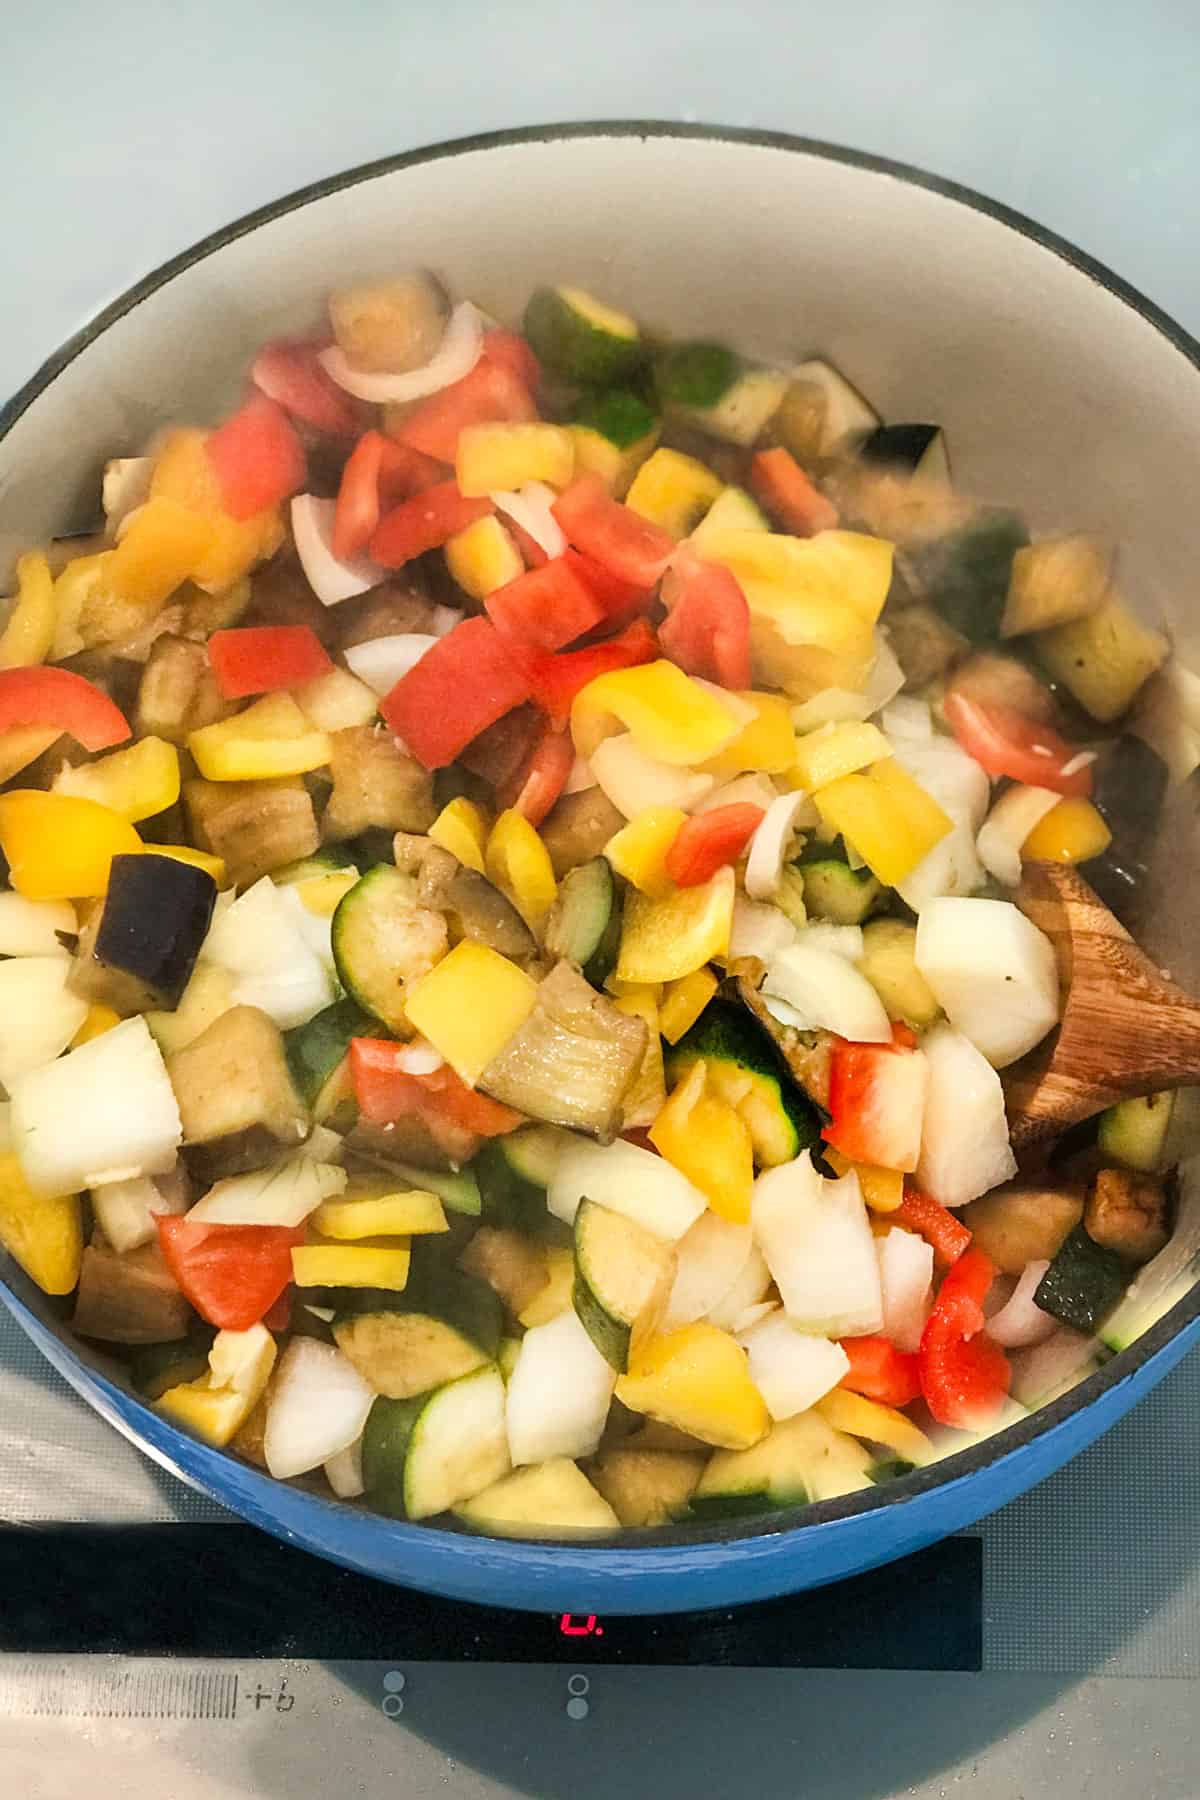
[{"left": 1005, "top": 862, "right": 1200, "bottom": 1153}]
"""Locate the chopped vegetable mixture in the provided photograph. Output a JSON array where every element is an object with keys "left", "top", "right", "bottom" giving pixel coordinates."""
[{"left": 0, "top": 271, "right": 1192, "bottom": 1537}]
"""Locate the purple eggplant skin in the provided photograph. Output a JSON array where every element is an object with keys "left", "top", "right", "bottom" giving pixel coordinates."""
[{"left": 93, "top": 853, "right": 218, "bottom": 1010}]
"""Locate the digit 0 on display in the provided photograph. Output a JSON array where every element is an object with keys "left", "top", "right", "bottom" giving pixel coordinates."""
[{"left": 559, "top": 1614, "right": 604, "bottom": 1638}]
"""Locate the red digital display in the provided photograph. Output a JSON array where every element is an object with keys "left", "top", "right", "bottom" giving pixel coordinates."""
[{"left": 559, "top": 1613, "right": 604, "bottom": 1638}]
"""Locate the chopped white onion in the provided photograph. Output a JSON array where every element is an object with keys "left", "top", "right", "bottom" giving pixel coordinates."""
[
  {"left": 393, "top": 1038, "right": 445, "bottom": 1075},
  {"left": 264, "top": 1339, "right": 377, "bottom": 1481},
  {"left": 862, "top": 631, "right": 905, "bottom": 714},
  {"left": 745, "top": 791, "right": 811, "bottom": 899},
  {"left": 431, "top": 604, "right": 464, "bottom": 637},
  {"left": 976, "top": 784, "right": 1061, "bottom": 887},
  {"left": 915, "top": 896, "right": 1059, "bottom": 1068},
  {"left": 189, "top": 1158, "right": 346, "bottom": 1227},
  {"left": 591, "top": 733, "right": 716, "bottom": 819},
  {"left": 1132, "top": 661, "right": 1200, "bottom": 782},
  {"left": 987, "top": 1259, "right": 1057, "bottom": 1348},
  {"left": 876, "top": 1226, "right": 935, "bottom": 1353},
  {"left": 563, "top": 755, "right": 597, "bottom": 795},
  {"left": 324, "top": 1436, "right": 366, "bottom": 1499},
  {"left": 102, "top": 456, "right": 153, "bottom": 534},
  {"left": 879, "top": 696, "right": 933, "bottom": 741},
  {"left": 490, "top": 481, "right": 568, "bottom": 559},
  {"left": 696, "top": 773, "right": 780, "bottom": 815},
  {"left": 1057, "top": 750, "right": 1098, "bottom": 779},
  {"left": 737, "top": 1312, "right": 850, "bottom": 1421},
  {"left": 727, "top": 896, "right": 798, "bottom": 964},
  {"left": 800, "top": 922, "right": 864, "bottom": 961},
  {"left": 762, "top": 942, "right": 891, "bottom": 1042},
  {"left": 291, "top": 494, "right": 381, "bottom": 606},
  {"left": 318, "top": 301, "right": 484, "bottom": 404},
  {"left": 345, "top": 633, "right": 438, "bottom": 695}
]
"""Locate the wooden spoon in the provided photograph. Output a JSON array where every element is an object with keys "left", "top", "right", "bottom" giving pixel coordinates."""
[{"left": 1004, "top": 860, "right": 1200, "bottom": 1154}]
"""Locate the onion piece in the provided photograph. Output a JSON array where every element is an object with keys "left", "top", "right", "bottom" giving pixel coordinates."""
[
  {"left": 431, "top": 604, "right": 463, "bottom": 637},
  {"left": 696, "top": 773, "right": 780, "bottom": 815},
  {"left": 318, "top": 301, "right": 484, "bottom": 404},
  {"left": 762, "top": 942, "right": 892, "bottom": 1042},
  {"left": 745, "top": 791, "right": 811, "bottom": 899},
  {"left": 291, "top": 494, "right": 381, "bottom": 606},
  {"left": 563, "top": 755, "right": 597, "bottom": 795},
  {"left": 345, "top": 633, "right": 438, "bottom": 696},
  {"left": 590, "top": 732, "right": 716, "bottom": 819},
  {"left": 879, "top": 696, "right": 933, "bottom": 741},
  {"left": 393, "top": 1038, "right": 445, "bottom": 1076},
  {"left": 728, "top": 896, "right": 797, "bottom": 964},
  {"left": 987, "top": 1259, "right": 1057, "bottom": 1347},
  {"left": 800, "top": 922, "right": 864, "bottom": 961},
  {"left": 976, "top": 784, "right": 1061, "bottom": 887},
  {"left": 490, "top": 481, "right": 568, "bottom": 558}
]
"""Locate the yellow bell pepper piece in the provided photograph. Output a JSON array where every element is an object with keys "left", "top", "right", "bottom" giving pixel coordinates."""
[
  {"left": 404, "top": 940, "right": 538, "bottom": 1086},
  {"left": 519, "top": 1245, "right": 575, "bottom": 1327},
  {"left": 140, "top": 843, "right": 228, "bottom": 887},
  {"left": 109, "top": 496, "right": 216, "bottom": 607},
  {"left": 429, "top": 796, "right": 488, "bottom": 873},
  {"left": 1021, "top": 796, "right": 1112, "bottom": 865},
  {"left": 617, "top": 865, "right": 735, "bottom": 985},
  {"left": 157, "top": 1323, "right": 277, "bottom": 1448},
  {"left": 701, "top": 528, "right": 894, "bottom": 626},
  {"left": 486, "top": 808, "right": 557, "bottom": 930},
  {"left": 649, "top": 1060, "right": 754, "bottom": 1223},
  {"left": 604, "top": 975, "right": 663, "bottom": 1001},
  {"left": 612, "top": 985, "right": 667, "bottom": 1126},
  {"left": 659, "top": 967, "right": 719, "bottom": 1044},
  {"left": 292, "top": 1238, "right": 413, "bottom": 1289},
  {"left": 625, "top": 448, "right": 724, "bottom": 538},
  {"left": 188, "top": 692, "right": 332, "bottom": 781},
  {"left": 443, "top": 515, "right": 524, "bottom": 600},
  {"left": 313, "top": 1187, "right": 448, "bottom": 1239},
  {"left": 0, "top": 726, "right": 59, "bottom": 784},
  {"left": 792, "top": 720, "right": 891, "bottom": 791},
  {"left": 456, "top": 422, "right": 575, "bottom": 497},
  {"left": 0, "top": 1152, "right": 81, "bottom": 1295},
  {"left": 567, "top": 423, "right": 659, "bottom": 498},
  {"left": 822, "top": 1146, "right": 905, "bottom": 1213},
  {"left": 604, "top": 806, "right": 687, "bottom": 898},
  {"left": 151, "top": 428, "right": 283, "bottom": 592},
  {"left": 0, "top": 552, "right": 56, "bottom": 668},
  {"left": 616, "top": 1322, "right": 769, "bottom": 1450},
  {"left": 816, "top": 1389, "right": 935, "bottom": 1467},
  {"left": 704, "top": 692, "right": 797, "bottom": 775},
  {"left": 51, "top": 552, "right": 111, "bottom": 659},
  {"left": 572, "top": 660, "right": 747, "bottom": 765},
  {"left": 815, "top": 758, "right": 952, "bottom": 886},
  {"left": 54, "top": 735, "right": 180, "bottom": 822},
  {"left": 71, "top": 1005, "right": 122, "bottom": 1047},
  {"left": 292, "top": 867, "right": 358, "bottom": 915},
  {"left": 0, "top": 791, "right": 143, "bottom": 900}
]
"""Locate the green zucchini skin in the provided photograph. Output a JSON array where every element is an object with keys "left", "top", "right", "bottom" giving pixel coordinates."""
[
  {"left": 1034, "top": 1226, "right": 1128, "bottom": 1334},
  {"left": 903, "top": 509, "right": 1029, "bottom": 644},
  {"left": 666, "top": 998, "right": 821, "bottom": 1165},
  {"left": 799, "top": 858, "right": 882, "bottom": 925}
]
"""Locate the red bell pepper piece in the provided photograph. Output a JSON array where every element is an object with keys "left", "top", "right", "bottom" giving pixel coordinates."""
[
  {"left": 823, "top": 1035, "right": 929, "bottom": 1174},
  {"left": 566, "top": 548, "right": 651, "bottom": 625},
  {"left": 395, "top": 355, "right": 537, "bottom": 464},
  {"left": 519, "top": 617, "right": 659, "bottom": 728},
  {"left": 350, "top": 1039, "right": 522, "bottom": 1136},
  {"left": 838, "top": 1333, "right": 922, "bottom": 1408},
  {"left": 750, "top": 448, "right": 839, "bottom": 536},
  {"left": 552, "top": 476, "right": 676, "bottom": 590},
  {"left": 369, "top": 481, "right": 494, "bottom": 569},
  {"left": 208, "top": 625, "right": 333, "bottom": 700},
  {"left": 206, "top": 393, "right": 307, "bottom": 521},
  {"left": 659, "top": 550, "right": 752, "bottom": 689},
  {"left": 0, "top": 666, "right": 131, "bottom": 752},
  {"left": 334, "top": 430, "right": 446, "bottom": 560},
  {"left": 251, "top": 339, "right": 360, "bottom": 438},
  {"left": 481, "top": 328, "right": 542, "bottom": 395},
  {"left": 155, "top": 1216, "right": 306, "bottom": 1332},
  {"left": 664, "top": 803, "right": 765, "bottom": 888},
  {"left": 918, "top": 1246, "right": 1012, "bottom": 1428},
  {"left": 381, "top": 615, "right": 533, "bottom": 769},
  {"left": 942, "top": 689, "right": 1094, "bottom": 797},
  {"left": 896, "top": 1187, "right": 973, "bottom": 1267},
  {"left": 485, "top": 556, "right": 605, "bottom": 651},
  {"left": 499, "top": 724, "right": 575, "bottom": 827}
]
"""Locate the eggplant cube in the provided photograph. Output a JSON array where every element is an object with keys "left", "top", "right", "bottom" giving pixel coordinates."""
[{"left": 73, "top": 854, "right": 216, "bottom": 1013}]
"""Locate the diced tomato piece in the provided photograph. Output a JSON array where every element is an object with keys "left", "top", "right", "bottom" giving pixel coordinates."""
[
  {"left": 369, "top": 481, "right": 494, "bottom": 569},
  {"left": 508, "top": 519, "right": 551, "bottom": 568},
  {"left": 918, "top": 1247, "right": 1011, "bottom": 1428},
  {"left": 896, "top": 1187, "right": 973, "bottom": 1267},
  {"left": 659, "top": 550, "right": 752, "bottom": 689},
  {"left": 155, "top": 1216, "right": 306, "bottom": 1332},
  {"left": 0, "top": 666, "right": 131, "bottom": 752},
  {"left": 839, "top": 1334, "right": 923, "bottom": 1408},
  {"left": 350, "top": 1039, "right": 522, "bottom": 1136},
  {"left": 482, "top": 328, "right": 542, "bottom": 395},
  {"left": 552, "top": 476, "right": 676, "bottom": 590},
  {"left": 519, "top": 618, "right": 659, "bottom": 728},
  {"left": 208, "top": 625, "right": 332, "bottom": 700},
  {"left": 381, "top": 615, "right": 532, "bottom": 769},
  {"left": 499, "top": 724, "right": 574, "bottom": 827},
  {"left": 333, "top": 431, "right": 447, "bottom": 560},
  {"left": 566, "top": 549, "right": 651, "bottom": 624},
  {"left": 942, "top": 689, "right": 1094, "bottom": 797},
  {"left": 664, "top": 803, "right": 765, "bottom": 888},
  {"left": 485, "top": 556, "right": 605, "bottom": 651},
  {"left": 251, "top": 339, "right": 359, "bottom": 437},
  {"left": 823, "top": 1037, "right": 928, "bottom": 1174},
  {"left": 206, "top": 393, "right": 307, "bottom": 521},
  {"left": 396, "top": 356, "right": 537, "bottom": 464},
  {"left": 750, "top": 448, "right": 839, "bottom": 536}
]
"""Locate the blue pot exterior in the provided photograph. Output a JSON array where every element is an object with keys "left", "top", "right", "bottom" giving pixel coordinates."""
[{"left": 6, "top": 1277, "right": 1198, "bottom": 1615}]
